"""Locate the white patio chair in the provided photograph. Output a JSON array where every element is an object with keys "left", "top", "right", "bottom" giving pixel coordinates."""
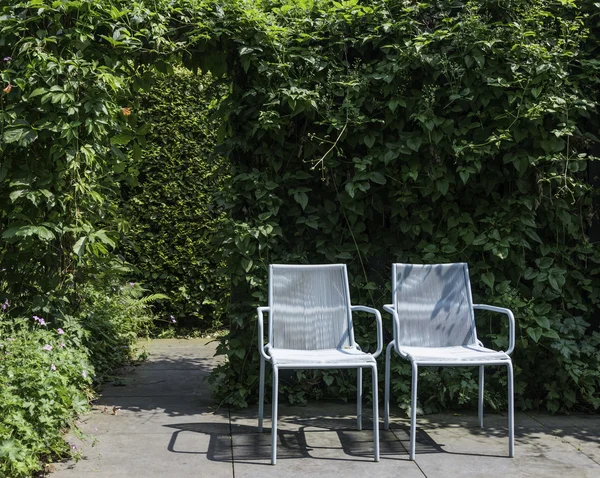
[
  {"left": 383, "top": 263, "right": 515, "bottom": 460},
  {"left": 257, "top": 264, "right": 383, "bottom": 465}
]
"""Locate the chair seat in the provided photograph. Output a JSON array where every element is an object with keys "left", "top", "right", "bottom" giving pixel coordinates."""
[
  {"left": 398, "top": 344, "right": 511, "bottom": 364},
  {"left": 268, "top": 347, "right": 376, "bottom": 366}
]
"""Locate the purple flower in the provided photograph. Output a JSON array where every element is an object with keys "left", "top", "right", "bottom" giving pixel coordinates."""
[
  {"left": 50, "top": 363, "right": 56, "bottom": 371},
  {"left": 170, "top": 315, "right": 176, "bottom": 323},
  {"left": 57, "top": 328, "right": 65, "bottom": 335},
  {"left": 60, "top": 343, "right": 66, "bottom": 348},
  {"left": 42, "top": 344, "right": 52, "bottom": 351},
  {"left": 82, "top": 371, "right": 87, "bottom": 379},
  {"left": 129, "top": 282, "right": 135, "bottom": 286},
  {"left": 7, "top": 337, "right": 15, "bottom": 341},
  {"left": 3, "top": 57, "right": 11, "bottom": 62},
  {"left": 33, "top": 315, "right": 47, "bottom": 326},
  {"left": 1, "top": 303, "right": 6, "bottom": 310},
  {"left": 70, "top": 444, "right": 78, "bottom": 451}
]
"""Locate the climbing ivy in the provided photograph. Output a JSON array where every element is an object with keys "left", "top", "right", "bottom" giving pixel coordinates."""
[{"left": 203, "top": 0, "right": 600, "bottom": 413}]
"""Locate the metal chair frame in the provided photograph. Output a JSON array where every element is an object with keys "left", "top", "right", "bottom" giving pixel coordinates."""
[
  {"left": 257, "top": 264, "right": 383, "bottom": 465},
  {"left": 383, "top": 263, "right": 515, "bottom": 460}
]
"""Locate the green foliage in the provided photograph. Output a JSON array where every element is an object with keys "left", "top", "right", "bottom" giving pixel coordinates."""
[
  {"left": 0, "top": 272, "right": 163, "bottom": 475},
  {"left": 0, "top": 314, "right": 92, "bottom": 477},
  {"left": 73, "top": 273, "right": 168, "bottom": 381},
  {"left": 0, "top": 2, "right": 178, "bottom": 472},
  {"left": 201, "top": 0, "right": 600, "bottom": 412},
  {"left": 119, "top": 69, "right": 229, "bottom": 330},
  {"left": 0, "top": 0, "right": 144, "bottom": 308}
]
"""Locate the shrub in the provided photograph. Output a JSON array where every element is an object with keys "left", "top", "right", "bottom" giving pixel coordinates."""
[{"left": 0, "top": 315, "right": 92, "bottom": 477}]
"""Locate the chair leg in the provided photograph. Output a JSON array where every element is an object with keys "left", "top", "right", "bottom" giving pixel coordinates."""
[
  {"left": 258, "top": 356, "right": 265, "bottom": 432},
  {"left": 371, "top": 364, "right": 380, "bottom": 462},
  {"left": 357, "top": 367, "right": 363, "bottom": 431},
  {"left": 409, "top": 361, "right": 418, "bottom": 461},
  {"left": 384, "top": 341, "right": 394, "bottom": 430},
  {"left": 507, "top": 361, "right": 515, "bottom": 458},
  {"left": 478, "top": 365, "right": 484, "bottom": 428},
  {"left": 271, "top": 365, "right": 279, "bottom": 465}
]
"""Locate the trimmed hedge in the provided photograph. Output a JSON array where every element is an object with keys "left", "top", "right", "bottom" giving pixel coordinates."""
[{"left": 120, "top": 69, "right": 229, "bottom": 330}]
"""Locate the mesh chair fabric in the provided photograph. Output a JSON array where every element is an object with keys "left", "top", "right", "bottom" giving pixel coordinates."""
[
  {"left": 270, "top": 265, "right": 352, "bottom": 350},
  {"left": 268, "top": 347, "right": 376, "bottom": 365},
  {"left": 398, "top": 345, "right": 510, "bottom": 363},
  {"left": 393, "top": 263, "right": 476, "bottom": 347}
]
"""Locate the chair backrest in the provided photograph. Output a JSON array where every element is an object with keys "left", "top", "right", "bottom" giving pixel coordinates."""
[
  {"left": 392, "top": 263, "right": 477, "bottom": 347},
  {"left": 268, "top": 264, "right": 354, "bottom": 350}
]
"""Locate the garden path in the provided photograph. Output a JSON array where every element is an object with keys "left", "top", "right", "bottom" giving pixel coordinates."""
[{"left": 51, "top": 338, "right": 600, "bottom": 477}]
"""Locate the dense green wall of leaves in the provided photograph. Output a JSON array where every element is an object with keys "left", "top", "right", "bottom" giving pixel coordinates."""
[
  {"left": 203, "top": 0, "right": 600, "bottom": 413},
  {"left": 119, "top": 69, "right": 229, "bottom": 329}
]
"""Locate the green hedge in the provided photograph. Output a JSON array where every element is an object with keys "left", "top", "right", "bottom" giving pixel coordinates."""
[
  {"left": 119, "top": 69, "right": 229, "bottom": 330},
  {"left": 200, "top": 0, "right": 600, "bottom": 413}
]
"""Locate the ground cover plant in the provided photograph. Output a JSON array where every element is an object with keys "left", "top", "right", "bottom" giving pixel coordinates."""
[{"left": 0, "top": 312, "right": 92, "bottom": 477}]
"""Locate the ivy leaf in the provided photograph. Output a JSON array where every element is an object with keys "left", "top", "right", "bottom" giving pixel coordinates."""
[
  {"left": 2, "top": 225, "right": 55, "bottom": 241},
  {"left": 370, "top": 171, "right": 386, "bottom": 184},
  {"left": 73, "top": 236, "right": 87, "bottom": 257},
  {"left": 3, "top": 125, "right": 38, "bottom": 146},
  {"left": 523, "top": 228, "right": 542, "bottom": 243},
  {"left": 241, "top": 258, "right": 253, "bottom": 272},
  {"left": 535, "top": 257, "right": 554, "bottom": 270},
  {"left": 293, "top": 192, "right": 308, "bottom": 210},
  {"left": 364, "top": 135, "right": 375, "bottom": 148},
  {"left": 110, "top": 134, "right": 134, "bottom": 146},
  {"left": 29, "top": 87, "right": 47, "bottom": 97},
  {"left": 481, "top": 271, "right": 495, "bottom": 290},
  {"left": 406, "top": 136, "right": 422, "bottom": 152},
  {"left": 345, "top": 182, "right": 355, "bottom": 198},
  {"left": 527, "top": 327, "right": 543, "bottom": 343},
  {"left": 472, "top": 234, "right": 488, "bottom": 246}
]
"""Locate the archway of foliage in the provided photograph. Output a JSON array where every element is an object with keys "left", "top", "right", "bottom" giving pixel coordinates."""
[{"left": 198, "top": 0, "right": 600, "bottom": 413}]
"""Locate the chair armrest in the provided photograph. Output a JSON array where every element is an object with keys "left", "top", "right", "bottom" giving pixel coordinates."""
[
  {"left": 256, "top": 306, "right": 271, "bottom": 361},
  {"left": 351, "top": 305, "right": 383, "bottom": 358},
  {"left": 473, "top": 304, "right": 515, "bottom": 355},
  {"left": 383, "top": 304, "right": 403, "bottom": 356}
]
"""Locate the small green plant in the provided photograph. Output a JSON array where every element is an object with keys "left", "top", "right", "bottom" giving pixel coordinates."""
[
  {"left": 73, "top": 276, "right": 169, "bottom": 381},
  {"left": 0, "top": 313, "right": 93, "bottom": 477}
]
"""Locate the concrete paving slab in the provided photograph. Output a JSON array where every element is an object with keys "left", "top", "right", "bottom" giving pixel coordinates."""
[
  {"left": 99, "top": 369, "right": 213, "bottom": 399},
  {"left": 385, "top": 413, "right": 600, "bottom": 478},
  {"left": 74, "top": 404, "right": 229, "bottom": 436},
  {"left": 51, "top": 431, "right": 233, "bottom": 478},
  {"left": 229, "top": 402, "right": 424, "bottom": 477},
  {"left": 50, "top": 338, "right": 600, "bottom": 478},
  {"left": 51, "top": 338, "right": 233, "bottom": 478}
]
